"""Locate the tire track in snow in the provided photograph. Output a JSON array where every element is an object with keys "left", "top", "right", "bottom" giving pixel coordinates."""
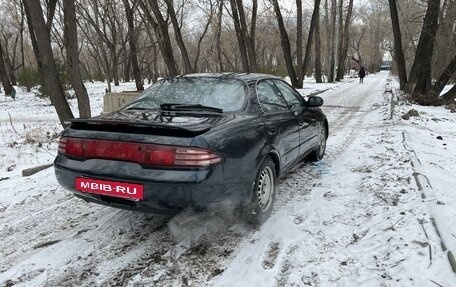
[
  {"left": 0, "top": 209, "right": 139, "bottom": 286},
  {"left": 215, "top": 73, "right": 395, "bottom": 287},
  {"left": 270, "top": 73, "right": 426, "bottom": 286}
]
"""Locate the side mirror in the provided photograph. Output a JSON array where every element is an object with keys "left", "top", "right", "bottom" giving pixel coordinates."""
[{"left": 308, "top": 96, "right": 323, "bottom": 107}]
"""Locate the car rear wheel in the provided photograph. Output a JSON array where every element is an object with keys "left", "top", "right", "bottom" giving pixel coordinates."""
[
  {"left": 244, "top": 156, "right": 277, "bottom": 225},
  {"left": 309, "top": 125, "right": 327, "bottom": 161}
]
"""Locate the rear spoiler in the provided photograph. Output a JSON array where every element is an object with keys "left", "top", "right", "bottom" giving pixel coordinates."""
[{"left": 67, "top": 118, "right": 211, "bottom": 134}]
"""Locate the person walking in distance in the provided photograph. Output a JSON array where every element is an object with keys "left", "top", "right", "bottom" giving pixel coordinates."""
[{"left": 358, "top": 66, "right": 366, "bottom": 83}]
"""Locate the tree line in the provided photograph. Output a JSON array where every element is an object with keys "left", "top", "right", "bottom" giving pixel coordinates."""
[{"left": 0, "top": 0, "right": 455, "bottom": 126}]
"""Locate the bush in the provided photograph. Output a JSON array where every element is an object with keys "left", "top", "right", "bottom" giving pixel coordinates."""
[
  {"left": 17, "top": 67, "right": 40, "bottom": 92},
  {"left": 38, "top": 58, "right": 70, "bottom": 98}
]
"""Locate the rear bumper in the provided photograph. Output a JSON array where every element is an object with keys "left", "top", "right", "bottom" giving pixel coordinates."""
[{"left": 54, "top": 156, "right": 249, "bottom": 214}]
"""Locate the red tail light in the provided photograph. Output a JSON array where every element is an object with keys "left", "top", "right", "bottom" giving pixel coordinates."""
[{"left": 58, "top": 137, "right": 222, "bottom": 167}]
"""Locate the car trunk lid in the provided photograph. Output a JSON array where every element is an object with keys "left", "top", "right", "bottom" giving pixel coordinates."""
[{"left": 69, "top": 110, "right": 226, "bottom": 137}]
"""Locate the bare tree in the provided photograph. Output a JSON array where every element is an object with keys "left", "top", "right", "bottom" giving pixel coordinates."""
[
  {"left": 336, "top": 0, "right": 354, "bottom": 81},
  {"left": 63, "top": 0, "right": 91, "bottom": 118},
  {"left": 191, "top": 1, "right": 215, "bottom": 72},
  {"left": 432, "top": 55, "right": 456, "bottom": 99},
  {"left": 140, "top": 0, "right": 178, "bottom": 76},
  {"left": 314, "top": 3, "right": 323, "bottom": 83},
  {"left": 0, "top": 40, "right": 14, "bottom": 96},
  {"left": 388, "top": 0, "right": 407, "bottom": 90},
  {"left": 407, "top": 0, "right": 440, "bottom": 100},
  {"left": 350, "top": 27, "right": 365, "bottom": 68},
  {"left": 164, "top": 0, "right": 193, "bottom": 73},
  {"left": 229, "top": 0, "right": 257, "bottom": 72},
  {"left": 229, "top": 0, "right": 249, "bottom": 72},
  {"left": 215, "top": 0, "right": 225, "bottom": 72},
  {"left": 329, "top": 0, "right": 337, "bottom": 82},
  {"left": 271, "top": 0, "right": 298, "bottom": 86},
  {"left": 23, "top": 0, "right": 74, "bottom": 126},
  {"left": 0, "top": 0, "right": 27, "bottom": 85},
  {"left": 77, "top": 0, "right": 123, "bottom": 90},
  {"left": 324, "top": 0, "right": 331, "bottom": 79},
  {"left": 123, "top": 0, "right": 144, "bottom": 90},
  {"left": 433, "top": 0, "right": 456, "bottom": 79},
  {"left": 302, "top": 0, "right": 322, "bottom": 85},
  {"left": 335, "top": 0, "right": 343, "bottom": 80},
  {"left": 296, "top": 0, "right": 303, "bottom": 86}
]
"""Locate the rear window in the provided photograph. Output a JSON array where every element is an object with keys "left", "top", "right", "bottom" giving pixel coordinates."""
[{"left": 124, "top": 77, "right": 247, "bottom": 112}]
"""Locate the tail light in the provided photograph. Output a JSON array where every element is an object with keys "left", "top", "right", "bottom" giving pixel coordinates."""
[{"left": 58, "top": 137, "right": 222, "bottom": 167}]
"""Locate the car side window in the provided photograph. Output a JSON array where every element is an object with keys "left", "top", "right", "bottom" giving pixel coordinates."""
[
  {"left": 273, "top": 80, "right": 304, "bottom": 108},
  {"left": 256, "top": 80, "right": 289, "bottom": 112}
]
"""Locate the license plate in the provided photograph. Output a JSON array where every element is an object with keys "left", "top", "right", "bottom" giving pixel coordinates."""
[{"left": 76, "top": 177, "right": 144, "bottom": 201}]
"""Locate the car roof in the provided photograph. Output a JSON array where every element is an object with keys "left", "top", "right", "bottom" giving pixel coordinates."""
[{"left": 176, "top": 73, "right": 282, "bottom": 84}]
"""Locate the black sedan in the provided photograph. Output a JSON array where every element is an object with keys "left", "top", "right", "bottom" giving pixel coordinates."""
[{"left": 54, "top": 73, "right": 328, "bottom": 223}]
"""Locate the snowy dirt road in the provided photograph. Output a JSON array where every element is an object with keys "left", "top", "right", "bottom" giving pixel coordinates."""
[{"left": 1, "top": 73, "right": 455, "bottom": 286}]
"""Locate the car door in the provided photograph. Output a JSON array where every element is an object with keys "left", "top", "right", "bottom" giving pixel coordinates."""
[
  {"left": 272, "top": 79, "right": 320, "bottom": 159},
  {"left": 256, "top": 79, "right": 300, "bottom": 171}
]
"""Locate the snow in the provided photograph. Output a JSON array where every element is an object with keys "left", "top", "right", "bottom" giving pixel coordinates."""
[{"left": 1, "top": 74, "right": 455, "bottom": 286}]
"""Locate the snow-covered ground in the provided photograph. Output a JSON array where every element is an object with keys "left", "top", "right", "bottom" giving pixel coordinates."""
[{"left": 0, "top": 73, "right": 455, "bottom": 286}]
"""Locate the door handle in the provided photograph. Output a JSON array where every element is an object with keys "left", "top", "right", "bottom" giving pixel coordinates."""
[{"left": 268, "top": 126, "right": 278, "bottom": 135}]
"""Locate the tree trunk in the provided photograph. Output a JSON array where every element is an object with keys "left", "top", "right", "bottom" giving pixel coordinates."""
[
  {"left": 46, "top": 0, "right": 57, "bottom": 33},
  {"left": 24, "top": 0, "right": 74, "bottom": 126},
  {"left": 142, "top": 18, "right": 159, "bottom": 81},
  {"left": 124, "top": 56, "right": 131, "bottom": 82},
  {"left": 329, "top": 0, "right": 337, "bottom": 82},
  {"left": 101, "top": 46, "right": 112, "bottom": 92},
  {"left": 441, "top": 83, "right": 456, "bottom": 103},
  {"left": 388, "top": 0, "right": 407, "bottom": 90},
  {"left": 2, "top": 29, "right": 20, "bottom": 86},
  {"left": 4, "top": 55, "right": 17, "bottom": 86},
  {"left": 0, "top": 41, "right": 14, "bottom": 96},
  {"left": 63, "top": 0, "right": 91, "bottom": 118},
  {"left": 235, "top": 0, "right": 257, "bottom": 72},
  {"left": 432, "top": 0, "right": 455, "bottom": 79},
  {"left": 407, "top": 0, "right": 440, "bottom": 100},
  {"left": 165, "top": 0, "right": 193, "bottom": 74},
  {"left": 296, "top": 0, "right": 303, "bottom": 88},
  {"left": 24, "top": 0, "right": 44, "bottom": 84},
  {"left": 336, "top": 0, "right": 354, "bottom": 81},
  {"left": 123, "top": 0, "right": 144, "bottom": 90},
  {"left": 20, "top": 1, "right": 25, "bottom": 72},
  {"left": 143, "top": 0, "right": 178, "bottom": 76},
  {"left": 324, "top": 0, "right": 330, "bottom": 81},
  {"left": 314, "top": 5, "right": 323, "bottom": 83},
  {"left": 302, "top": 0, "right": 321, "bottom": 84},
  {"left": 271, "top": 0, "right": 298, "bottom": 87},
  {"left": 250, "top": 0, "right": 258, "bottom": 71},
  {"left": 215, "top": 0, "right": 224, "bottom": 72},
  {"left": 113, "top": 56, "right": 120, "bottom": 86},
  {"left": 152, "top": 40, "right": 159, "bottom": 82},
  {"left": 431, "top": 55, "right": 456, "bottom": 100},
  {"left": 229, "top": 0, "right": 250, "bottom": 72},
  {"left": 335, "top": 0, "right": 343, "bottom": 81}
]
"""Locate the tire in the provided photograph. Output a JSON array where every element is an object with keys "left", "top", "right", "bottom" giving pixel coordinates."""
[
  {"left": 309, "top": 124, "right": 327, "bottom": 161},
  {"left": 244, "top": 156, "right": 277, "bottom": 225}
]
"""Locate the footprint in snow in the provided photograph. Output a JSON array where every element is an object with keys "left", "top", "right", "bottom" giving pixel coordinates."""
[{"left": 262, "top": 242, "right": 280, "bottom": 269}]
